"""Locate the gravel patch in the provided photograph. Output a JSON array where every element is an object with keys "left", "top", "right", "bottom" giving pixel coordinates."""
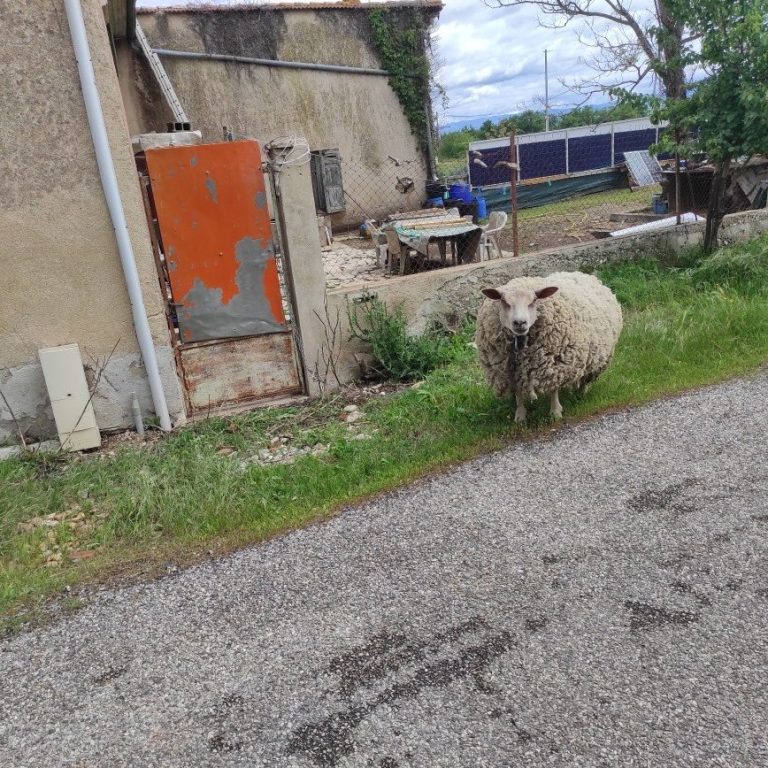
[{"left": 2, "top": 373, "right": 768, "bottom": 767}]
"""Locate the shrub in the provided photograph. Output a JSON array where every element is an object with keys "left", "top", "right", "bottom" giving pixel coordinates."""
[{"left": 348, "top": 297, "right": 466, "bottom": 382}]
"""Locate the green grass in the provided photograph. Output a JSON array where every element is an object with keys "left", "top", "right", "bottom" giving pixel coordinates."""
[
  {"left": 2, "top": 237, "right": 768, "bottom": 627},
  {"left": 516, "top": 185, "right": 658, "bottom": 224}
]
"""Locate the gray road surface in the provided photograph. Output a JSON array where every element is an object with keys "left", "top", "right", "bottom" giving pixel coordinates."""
[{"left": 2, "top": 374, "right": 768, "bottom": 768}]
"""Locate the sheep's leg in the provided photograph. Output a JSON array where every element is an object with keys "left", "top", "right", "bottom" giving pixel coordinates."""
[
  {"left": 550, "top": 390, "right": 563, "bottom": 420},
  {"left": 514, "top": 388, "right": 527, "bottom": 423}
]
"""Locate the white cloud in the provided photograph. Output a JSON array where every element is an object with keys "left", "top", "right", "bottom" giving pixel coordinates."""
[{"left": 136, "top": 0, "right": 659, "bottom": 122}]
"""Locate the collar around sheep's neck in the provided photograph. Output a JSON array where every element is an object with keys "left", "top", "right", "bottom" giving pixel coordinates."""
[{"left": 504, "top": 328, "right": 529, "bottom": 352}]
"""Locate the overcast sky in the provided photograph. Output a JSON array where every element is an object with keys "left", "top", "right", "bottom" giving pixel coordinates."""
[{"left": 137, "top": 0, "right": 657, "bottom": 126}]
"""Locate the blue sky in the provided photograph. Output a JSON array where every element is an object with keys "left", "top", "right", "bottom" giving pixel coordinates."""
[{"left": 137, "top": 0, "right": 657, "bottom": 126}]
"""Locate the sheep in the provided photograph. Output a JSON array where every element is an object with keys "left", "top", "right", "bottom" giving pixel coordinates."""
[{"left": 475, "top": 271, "right": 623, "bottom": 423}]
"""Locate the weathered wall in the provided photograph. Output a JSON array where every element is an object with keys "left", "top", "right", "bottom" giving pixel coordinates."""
[
  {"left": 125, "top": 7, "right": 430, "bottom": 226},
  {"left": 0, "top": 0, "right": 185, "bottom": 444},
  {"left": 326, "top": 209, "right": 768, "bottom": 382}
]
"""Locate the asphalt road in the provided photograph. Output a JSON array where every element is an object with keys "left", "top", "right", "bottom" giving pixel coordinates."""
[{"left": 2, "top": 374, "right": 768, "bottom": 768}]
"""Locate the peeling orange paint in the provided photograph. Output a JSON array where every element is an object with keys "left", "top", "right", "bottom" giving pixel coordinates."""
[{"left": 146, "top": 140, "right": 285, "bottom": 342}]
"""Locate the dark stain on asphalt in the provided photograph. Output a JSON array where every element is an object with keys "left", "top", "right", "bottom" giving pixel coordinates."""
[
  {"left": 671, "top": 580, "right": 712, "bottom": 607},
  {"left": 206, "top": 692, "right": 245, "bottom": 754},
  {"left": 286, "top": 617, "right": 516, "bottom": 767},
  {"left": 751, "top": 514, "right": 768, "bottom": 524},
  {"left": 624, "top": 601, "right": 700, "bottom": 631},
  {"left": 92, "top": 666, "right": 127, "bottom": 685},
  {"left": 542, "top": 553, "right": 561, "bottom": 565},
  {"left": 525, "top": 617, "right": 548, "bottom": 632},
  {"left": 626, "top": 479, "right": 698, "bottom": 517},
  {"left": 489, "top": 706, "right": 532, "bottom": 743},
  {"left": 207, "top": 731, "right": 242, "bottom": 753},
  {"left": 660, "top": 551, "right": 695, "bottom": 569}
]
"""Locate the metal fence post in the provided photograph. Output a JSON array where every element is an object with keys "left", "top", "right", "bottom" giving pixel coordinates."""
[{"left": 510, "top": 133, "right": 520, "bottom": 258}]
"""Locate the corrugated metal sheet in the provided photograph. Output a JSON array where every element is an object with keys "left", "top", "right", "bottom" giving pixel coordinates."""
[{"left": 623, "top": 150, "right": 663, "bottom": 187}]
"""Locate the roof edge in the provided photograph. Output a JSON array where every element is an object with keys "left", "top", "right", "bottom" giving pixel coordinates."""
[{"left": 137, "top": 1, "right": 442, "bottom": 13}]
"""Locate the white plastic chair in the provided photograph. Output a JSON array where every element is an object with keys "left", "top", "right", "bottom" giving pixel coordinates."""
[{"left": 477, "top": 211, "right": 508, "bottom": 260}]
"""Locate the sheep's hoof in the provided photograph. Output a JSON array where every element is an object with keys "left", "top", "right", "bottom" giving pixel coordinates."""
[
  {"left": 550, "top": 409, "right": 563, "bottom": 420},
  {"left": 514, "top": 409, "right": 527, "bottom": 424}
]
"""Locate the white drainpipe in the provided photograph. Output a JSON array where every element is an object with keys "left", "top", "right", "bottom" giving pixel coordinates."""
[{"left": 64, "top": 0, "right": 172, "bottom": 432}]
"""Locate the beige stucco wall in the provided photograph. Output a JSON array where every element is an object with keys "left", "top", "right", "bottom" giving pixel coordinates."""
[
  {"left": 0, "top": 0, "right": 184, "bottom": 442},
  {"left": 125, "top": 8, "right": 431, "bottom": 227}
]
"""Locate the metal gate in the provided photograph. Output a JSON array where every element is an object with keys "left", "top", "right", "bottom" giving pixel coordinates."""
[{"left": 143, "top": 140, "right": 303, "bottom": 412}]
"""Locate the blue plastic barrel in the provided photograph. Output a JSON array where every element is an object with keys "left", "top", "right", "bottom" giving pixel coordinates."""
[
  {"left": 475, "top": 196, "right": 487, "bottom": 219},
  {"left": 449, "top": 183, "right": 466, "bottom": 200},
  {"left": 427, "top": 197, "right": 444, "bottom": 208}
]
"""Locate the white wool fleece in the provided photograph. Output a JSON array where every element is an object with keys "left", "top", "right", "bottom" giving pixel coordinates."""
[{"left": 475, "top": 271, "right": 623, "bottom": 400}]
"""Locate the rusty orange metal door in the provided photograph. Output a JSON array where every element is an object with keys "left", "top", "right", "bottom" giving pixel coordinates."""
[
  {"left": 145, "top": 140, "right": 285, "bottom": 343},
  {"left": 144, "top": 140, "right": 303, "bottom": 412}
]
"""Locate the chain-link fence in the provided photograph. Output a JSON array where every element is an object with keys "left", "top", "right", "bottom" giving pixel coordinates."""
[
  {"left": 315, "top": 153, "right": 434, "bottom": 289},
  {"left": 311, "top": 122, "right": 762, "bottom": 291}
]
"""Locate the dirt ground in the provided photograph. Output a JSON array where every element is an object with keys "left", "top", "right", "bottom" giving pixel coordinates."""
[
  {"left": 323, "top": 193, "right": 656, "bottom": 288},
  {"left": 500, "top": 194, "right": 654, "bottom": 254}
]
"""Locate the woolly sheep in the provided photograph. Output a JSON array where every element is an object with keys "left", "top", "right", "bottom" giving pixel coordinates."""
[{"left": 475, "top": 271, "right": 623, "bottom": 423}]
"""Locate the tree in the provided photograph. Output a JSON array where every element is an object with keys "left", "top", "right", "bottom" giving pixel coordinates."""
[
  {"left": 660, "top": 0, "right": 768, "bottom": 249},
  {"left": 486, "top": 0, "right": 691, "bottom": 101},
  {"left": 552, "top": 101, "right": 646, "bottom": 128},
  {"left": 501, "top": 109, "right": 547, "bottom": 134}
]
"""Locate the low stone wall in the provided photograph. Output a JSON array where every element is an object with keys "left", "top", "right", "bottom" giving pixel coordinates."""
[{"left": 326, "top": 209, "right": 768, "bottom": 383}]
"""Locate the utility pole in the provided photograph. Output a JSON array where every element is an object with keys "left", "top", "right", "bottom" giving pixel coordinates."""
[{"left": 544, "top": 48, "right": 550, "bottom": 132}]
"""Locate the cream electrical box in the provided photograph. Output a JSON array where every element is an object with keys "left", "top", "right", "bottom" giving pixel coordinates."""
[{"left": 38, "top": 344, "right": 101, "bottom": 451}]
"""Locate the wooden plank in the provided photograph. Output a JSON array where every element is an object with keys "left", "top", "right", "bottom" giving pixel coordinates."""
[{"left": 180, "top": 333, "right": 302, "bottom": 412}]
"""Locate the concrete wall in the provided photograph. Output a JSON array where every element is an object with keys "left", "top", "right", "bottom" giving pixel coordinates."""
[
  {"left": 0, "top": 0, "right": 185, "bottom": 444},
  {"left": 124, "top": 7, "right": 431, "bottom": 227},
  {"left": 326, "top": 210, "right": 768, "bottom": 382}
]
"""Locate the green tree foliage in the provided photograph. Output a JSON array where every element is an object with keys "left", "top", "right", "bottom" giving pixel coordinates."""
[
  {"left": 659, "top": 0, "right": 768, "bottom": 248},
  {"left": 436, "top": 101, "right": 649, "bottom": 163}
]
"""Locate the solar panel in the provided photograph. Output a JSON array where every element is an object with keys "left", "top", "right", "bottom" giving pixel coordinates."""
[{"left": 623, "top": 150, "right": 663, "bottom": 187}]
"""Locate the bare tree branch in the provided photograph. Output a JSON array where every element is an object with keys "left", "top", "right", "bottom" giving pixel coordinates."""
[
  {"left": 0, "top": 388, "right": 28, "bottom": 449},
  {"left": 486, "top": 0, "right": 689, "bottom": 100}
]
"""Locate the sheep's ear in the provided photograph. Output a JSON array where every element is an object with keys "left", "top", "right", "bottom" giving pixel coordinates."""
[
  {"left": 482, "top": 288, "right": 503, "bottom": 301},
  {"left": 535, "top": 286, "right": 558, "bottom": 300}
]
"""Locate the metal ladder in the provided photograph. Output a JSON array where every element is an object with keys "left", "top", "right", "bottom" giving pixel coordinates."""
[{"left": 134, "top": 22, "right": 189, "bottom": 126}]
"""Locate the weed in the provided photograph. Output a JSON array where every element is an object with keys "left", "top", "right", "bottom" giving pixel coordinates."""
[{"left": 348, "top": 297, "right": 467, "bottom": 381}]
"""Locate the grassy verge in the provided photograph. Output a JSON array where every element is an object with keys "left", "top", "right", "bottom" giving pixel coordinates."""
[{"left": 2, "top": 237, "right": 768, "bottom": 628}]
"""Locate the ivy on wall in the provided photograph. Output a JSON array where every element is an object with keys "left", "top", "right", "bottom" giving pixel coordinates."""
[{"left": 368, "top": 8, "right": 432, "bottom": 152}]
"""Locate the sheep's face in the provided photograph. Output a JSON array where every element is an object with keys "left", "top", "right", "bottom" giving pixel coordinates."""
[{"left": 482, "top": 285, "right": 559, "bottom": 337}]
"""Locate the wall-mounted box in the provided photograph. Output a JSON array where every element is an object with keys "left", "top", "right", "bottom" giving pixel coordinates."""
[
  {"left": 310, "top": 149, "right": 346, "bottom": 214},
  {"left": 38, "top": 344, "right": 101, "bottom": 451}
]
